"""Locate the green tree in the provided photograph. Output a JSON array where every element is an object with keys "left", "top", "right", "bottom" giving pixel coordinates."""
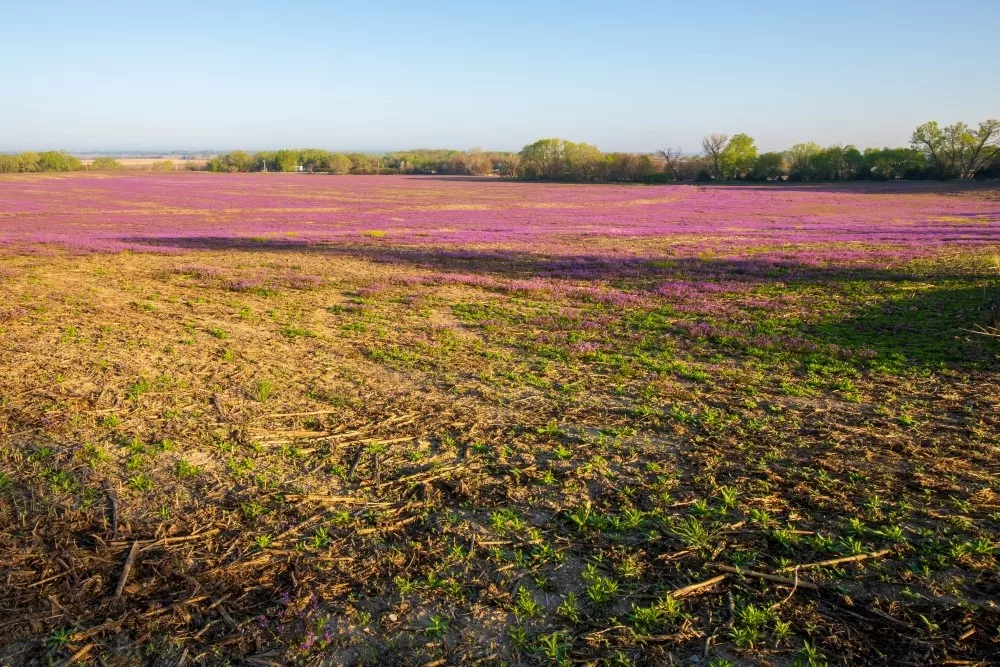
[
  {"left": 719, "top": 133, "right": 757, "bottom": 179},
  {"left": 252, "top": 152, "right": 275, "bottom": 172},
  {"left": 347, "top": 153, "right": 379, "bottom": 174},
  {"left": 206, "top": 156, "right": 225, "bottom": 172},
  {"left": 811, "top": 146, "right": 843, "bottom": 180},
  {"left": 786, "top": 142, "right": 823, "bottom": 180},
  {"left": 606, "top": 153, "right": 655, "bottom": 181},
  {"left": 563, "top": 141, "right": 603, "bottom": 181},
  {"left": 519, "top": 138, "right": 567, "bottom": 180},
  {"left": 272, "top": 149, "right": 299, "bottom": 172},
  {"left": 0, "top": 154, "right": 20, "bottom": 173},
  {"left": 90, "top": 156, "right": 122, "bottom": 170},
  {"left": 206, "top": 153, "right": 247, "bottom": 172},
  {"left": 911, "top": 119, "right": 1000, "bottom": 179},
  {"left": 750, "top": 152, "right": 786, "bottom": 180},
  {"left": 862, "top": 147, "right": 928, "bottom": 180},
  {"left": 37, "top": 151, "right": 83, "bottom": 172},
  {"left": 17, "top": 152, "right": 40, "bottom": 172},
  {"left": 298, "top": 148, "right": 331, "bottom": 172},
  {"left": 842, "top": 145, "right": 864, "bottom": 179},
  {"left": 811, "top": 145, "right": 864, "bottom": 180},
  {"left": 328, "top": 153, "right": 352, "bottom": 174}
]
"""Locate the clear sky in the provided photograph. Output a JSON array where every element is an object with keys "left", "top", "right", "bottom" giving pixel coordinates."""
[{"left": 2, "top": 0, "right": 998, "bottom": 153}]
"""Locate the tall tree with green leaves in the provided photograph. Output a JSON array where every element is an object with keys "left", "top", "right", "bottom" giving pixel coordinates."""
[
  {"left": 298, "top": 148, "right": 331, "bottom": 172},
  {"left": 37, "top": 151, "right": 82, "bottom": 172},
  {"left": 719, "top": 133, "right": 757, "bottom": 179},
  {"left": 786, "top": 142, "right": 823, "bottom": 180},
  {"left": 750, "top": 152, "right": 786, "bottom": 180},
  {"left": 328, "top": 153, "right": 352, "bottom": 174},
  {"left": 519, "top": 138, "right": 566, "bottom": 180},
  {"left": 90, "top": 157, "right": 122, "bottom": 170},
  {"left": 911, "top": 119, "right": 1000, "bottom": 178},
  {"left": 272, "top": 149, "right": 300, "bottom": 172},
  {"left": 563, "top": 141, "right": 603, "bottom": 181}
]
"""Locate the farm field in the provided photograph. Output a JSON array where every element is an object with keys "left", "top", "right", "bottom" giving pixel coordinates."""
[{"left": 0, "top": 172, "right": 998, "bottom": 665}]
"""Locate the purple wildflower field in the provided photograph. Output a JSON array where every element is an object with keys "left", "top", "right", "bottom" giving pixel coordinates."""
[
  {"left": 1, "top": 172, "right": 998, "bottom": 665},
  {"left": 2, "top": 173, "right": 998, "bottom": 260}
]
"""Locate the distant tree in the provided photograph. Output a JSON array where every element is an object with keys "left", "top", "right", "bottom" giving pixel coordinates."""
[
  {"left": 385, "top": 149, "right": 465, "bottom": 174},
  {"left": 272, "top": 149, "right": 299, "bottom": 172},
  {"left": 862, "top": 147, "right": 928, "bottom": 180},
  {"left": 495, "top": 153, "right": 520, "bottom": 178},
  {"left": 466, "top": 148, "right": 493, "bottom": 176},
  {"left": 786, "top": 142, "right": 823, "bottom": 180},
  {"left": 208, "top": 151, "right": 254, "bottom": 172},
  {"left": 227, "top": 150, "right": 253, "bottom": 172},
  {"left": 604, "top": 153, "right": 655, "bottom": 182},
  {"left": 517, "top": 139, "right": 608, "bottom": 181},
  {"left": 446, "top": 153, "right": 470, "bottom": 174},
  {"left": 719, "top": 133, "right": 757, "bottom": 179},
  {"left": 656, "top": 147, "right": 683, "bottom": 181},
  {"left": 809, "top": 144, "right": 864, "bottom": 181},
  {"left": 842, "top": 145, "right": 864, "bottom": 179},
  {"left": 150, "top": 160, "right": 175, "bottom": 171},
  {"left": 15, "top": 152, "right": 40, "bottom": 172},
  {"left": 298, "top": 148, "right": 331, "bottom": 172},
  {"left": 519, "top": 138, "right": 567, "bottom": 180},
  {"left": 328, "top": 153, "right": 352, "bottom": 174},
  {"left": 750, "top": 152, "right": 786, "bottom": 180},
  {"left": 90, "top": 156, "right": 122, "bottom": 171},
  {"left": 911, "top": 119, "right": 1000, "bottom": 179},
  {"left": 252, "top": 152, "right": 275, "bottom": 172},
  {"left": 37, "top": 151, "right": 82, "bottom": 172},
  {"left": 347, "top": 153, "right": 380, "bottom": 174},
  {"left": 911, "top": 121, "right": 949, "bottom": 177},
  {"left": 810, "top": 146, "right": 843, "bottom": 181},
  {"left": 0, "top": 154, "right": 20, "bottom": 173},
  {"left": 674, "top": 155, "right": 711, "bottom": 181},
  {"left": 563, "top": 141, "right": 603, "bottom": 181},
  {"left": 701, "top": 133, "right": 729, "bottom": 179}
]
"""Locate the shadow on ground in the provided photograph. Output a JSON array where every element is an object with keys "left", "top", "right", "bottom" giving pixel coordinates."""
[
  {"left": 400, "top": 176, "right": 1000, "bottom": 197},
  {"left": 122, "top": 236, "right": 1000, "bottom": 369}
]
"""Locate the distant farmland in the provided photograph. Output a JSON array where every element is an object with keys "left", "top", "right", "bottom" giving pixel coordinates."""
[{"left": 0, "top": 172, "right": 998, "bottom": 665}]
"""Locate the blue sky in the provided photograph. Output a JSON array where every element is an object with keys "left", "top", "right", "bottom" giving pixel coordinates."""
[{"left": 2, "top": 0, "right": 998, "bottom": 153}]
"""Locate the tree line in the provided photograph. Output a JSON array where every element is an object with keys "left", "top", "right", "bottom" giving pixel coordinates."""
[
  {"left": 199, "top": 118, "right": 1000, "bottom": 182},
  {"left": 3, "top": 119, "right": 997, "bottom": 181},
  {"left": 204, "top": 148, "right": 501, "bottom": 175},
  {"left": 656, "top": 119, "right": 1000, "bottom": 182},
  {"left": 0, "top": 153, "right": 177, "bottom": 173},
  {"left": 0, "top": 151, "right": 83, "bottom": 173}
]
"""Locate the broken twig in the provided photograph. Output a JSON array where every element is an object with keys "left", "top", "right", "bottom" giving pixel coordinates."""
[
  {"left": 777, "top": 549, "right": 891, "bottom": 573},
  {"left": 669, "top": 574, "right": 727, "bottom": 599},
  {"left": 709, "top": 563, "right": 820, "bottom": 591},
  {"left": 114, "top": 541, "right": 140, "bottom": 601}
]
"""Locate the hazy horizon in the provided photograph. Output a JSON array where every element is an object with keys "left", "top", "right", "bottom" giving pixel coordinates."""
[{"left": 3, "top": 0, "right": 998, "bottom": 154}]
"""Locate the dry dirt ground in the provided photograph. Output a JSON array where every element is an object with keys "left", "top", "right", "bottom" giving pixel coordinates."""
[{"left": 0, "top": 179, "right": 998, "bottom": 666}]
